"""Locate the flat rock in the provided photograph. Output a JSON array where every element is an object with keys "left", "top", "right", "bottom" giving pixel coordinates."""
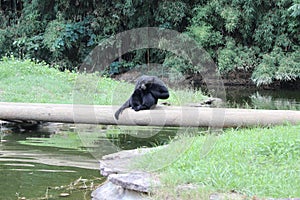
[
  {"left": 108, "top": 172, "right": 160, "bottom": 193},
  {"left": 100, "top": 147, "right": 163, "bottom": 176},
  {"left": 91, "top": 181, "right": 150, "bottom": 200}
]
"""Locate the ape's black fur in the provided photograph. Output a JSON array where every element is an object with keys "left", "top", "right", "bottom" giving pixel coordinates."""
[
  {"left": 114, "top": 75, "right": 169, "bottom": 120},
  {"left": 130, "top": 89, "right": 156, "bottom": 111}
]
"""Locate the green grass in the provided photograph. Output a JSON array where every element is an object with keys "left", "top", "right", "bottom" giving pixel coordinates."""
[
  {"left": 0, "top": 57, "right": 76, "bottom": 103},
  {"left": 0, "top": 57, "right": 206, "bottom": 105},
  {"left": 138, "top": 124, "right": 300, "bottom": 199}
]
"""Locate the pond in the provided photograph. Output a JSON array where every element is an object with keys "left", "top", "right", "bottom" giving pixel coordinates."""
[
  {"left": 0, "top": 124, "right": 101, "bottom": 200},
  {"left": 0, "top": 88, "right": 299, "bottom": 199},
  {"left": 225, "top": 87, "right": 300, "bottom": 110},
  {"left": 0, "top": 123, "right": 179, "bottom": 199}
]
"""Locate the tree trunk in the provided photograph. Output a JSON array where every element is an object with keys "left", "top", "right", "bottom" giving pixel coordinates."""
[{"left": 0, "top": 102, "right": 299, "bottom": 128}]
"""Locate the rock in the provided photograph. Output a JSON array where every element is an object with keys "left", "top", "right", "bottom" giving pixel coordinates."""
[
  {"left": 59, "top": 193, "right": 70, "bottom": 197},
  {"left": 176, "top": 183, "right": 200, "bottom": 192},
  {"left": 100, "top": 147, "right": 163, "bottom": 176},
  {"left": 91, "top": 181, "right": 150, "bottom": 200},
  {"left": 209, "top": 192, "right": 247, "bottom": 200},
  {"left": 187, "top": 97, "right": 223, "bottom": 108},
  {"left": 108, "top": 172, "right": 160, "bottom": 193},
  {"left": 93, "top": 147, "right": 162, "bottom": 200},
  {"left": 203, "top": 97, "right": 223, "bottom": 106}
]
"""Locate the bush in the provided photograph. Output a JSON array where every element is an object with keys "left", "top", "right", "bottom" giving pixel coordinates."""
[
  {"left": 252, "top": 48, "right": 300, "bottom": 86},
  {"left": 187, "top": 0, "right": 300, "bottom": 86}
]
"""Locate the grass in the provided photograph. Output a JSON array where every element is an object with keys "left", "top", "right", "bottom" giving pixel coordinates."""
[
  {"left": 0, "top": 57, "right": 76, "bottom": 103},
  {"left": 0, "top": 57, "right": 206, "bottom": 105},
  {"left": 135, "top": 124, "right": 300, "bottom": 199}
]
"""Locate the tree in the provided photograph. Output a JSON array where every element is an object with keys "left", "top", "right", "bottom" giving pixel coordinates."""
[{"left": 186, "top": 0, "right": 300, "bottom": 86}]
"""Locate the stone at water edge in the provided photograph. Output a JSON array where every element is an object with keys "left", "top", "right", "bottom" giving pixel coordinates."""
[
  {"left": 108, "top": 172, "right": 160, "bottom": 193},
  {"left": 91, "top": 181, "right": 151, "bottom": 200}
]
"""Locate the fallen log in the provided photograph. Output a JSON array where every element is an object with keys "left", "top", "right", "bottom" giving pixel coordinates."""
[{"left": 0, "top": 102, "right": 299, "bottom": 127}]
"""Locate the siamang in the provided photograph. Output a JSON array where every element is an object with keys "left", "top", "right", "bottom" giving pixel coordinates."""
[{"left": 114, "top": 75, "right": 169, "bottom": 120}]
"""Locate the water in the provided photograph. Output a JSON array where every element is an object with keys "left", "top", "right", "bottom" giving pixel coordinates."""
[
  {"left": 0, "top": 124, "right": 179, "bottom": 200},
  {"left": 226, "top": 87, "right": 300, "bottom": 110},
  {"left": 0, "top": 126, "right": 103, "bottom": 200},
  {"left": 0, "top": 88, "right": 299, "bottom": 199}
]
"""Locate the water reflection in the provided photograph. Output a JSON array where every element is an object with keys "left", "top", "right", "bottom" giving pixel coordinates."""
[
  {"left": 226, "top": 88, "right": 300, "bottom": 110},
  {"left": 250, "top": 92, "right": 300, "bottom": 110},
  {"left": 0, "top": 124, "right": 99, "bottom": 169},
  {"left": 0, "top": 123, "right": 182, "bottom": 199}
]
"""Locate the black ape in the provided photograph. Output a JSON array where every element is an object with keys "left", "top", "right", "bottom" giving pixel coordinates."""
[
  {"left": 130, "top": 88, "right": 156, "bottom": 111},
  {"left": 114, "top": 75, "right": 169, "bottom": 120}
]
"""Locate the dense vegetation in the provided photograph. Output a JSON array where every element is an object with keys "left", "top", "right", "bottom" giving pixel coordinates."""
[{"left": 0, "top": 0, "right": 300, "bottom": 86}]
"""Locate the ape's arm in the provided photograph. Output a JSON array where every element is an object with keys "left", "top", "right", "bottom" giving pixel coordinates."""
[{"left": 150, "top": 84, "right": 169, "bottom": 99}]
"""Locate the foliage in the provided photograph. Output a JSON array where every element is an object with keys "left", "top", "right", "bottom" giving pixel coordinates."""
[
  {"left": 252, "top": 48, "right": 300, "bottom": 86},
  {"left": 218, "top": 40, "right": 259, "bottom": 73},
  {"left": 0, "top": 0, "right": 299, "bottom": 86},
  {"left": 187, "top": 24, "right": 223, "bottom": 57},
  {"left": 154, "top": 1, "right": 188, "bottom": 29},
  {"left": 43, "top": 18, "right": 96, "bottom": 69},
  {"left": 187, "top": 0, "right": 300, "bottom": 86},
  {"left": 289, "top": 3, "right": 300, "bottom": 17}
]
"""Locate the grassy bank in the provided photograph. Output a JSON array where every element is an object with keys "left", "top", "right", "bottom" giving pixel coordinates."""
[
  {"left": 0, "top": 57, "right": 206, "bottom": 105},
  {"left": 138, "top": 124, "right": 300, "bottom": 199}
]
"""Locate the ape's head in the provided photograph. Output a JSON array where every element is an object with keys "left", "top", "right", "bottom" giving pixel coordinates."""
[
  {"left": 140, "top": 83, "right": 147, "bottom": 90},
  {"left": 136, "top": 76, "right": 155, "bottom": 90}
]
